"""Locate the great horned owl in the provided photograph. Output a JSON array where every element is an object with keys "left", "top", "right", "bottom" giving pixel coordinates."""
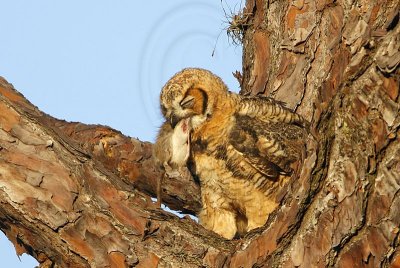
[
  {"left": 153, "top": 118, "right": 191, "bottom": 207},
  {"left": 160, "top": 68, "right": 308, "bottom": 239}
]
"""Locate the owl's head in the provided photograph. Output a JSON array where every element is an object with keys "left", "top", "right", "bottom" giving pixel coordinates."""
[{"left": 160, "top": 68, "right": 228, "bottom": 129}]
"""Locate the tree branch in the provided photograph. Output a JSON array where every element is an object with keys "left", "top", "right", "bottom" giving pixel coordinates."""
[{"left": 0, "top": 78, "right": 230, "bottom": 267}]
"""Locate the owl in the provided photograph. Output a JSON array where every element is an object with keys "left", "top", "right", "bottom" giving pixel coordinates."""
[
  {"left": 153, "top": 118, "right": 191, "bottom": 207},
  {"left": 160, "top": 68, "right": 308, "bottom": 239}
]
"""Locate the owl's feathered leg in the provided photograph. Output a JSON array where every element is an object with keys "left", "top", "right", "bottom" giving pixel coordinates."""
[
  {"left": 245, "top": 208, "right": 272, "bottom": 232},
  {"left": 199, "top": 190, "right": 237, "bottom": 239},
  {"left": 199, "top": 207, "right": 237, "bottom": 240},
  {"left": 235, "top": 213, "right": 248, "bottom": 236},
  {"left": 243, "top": 193, "right": 278, "bottom": 232}
]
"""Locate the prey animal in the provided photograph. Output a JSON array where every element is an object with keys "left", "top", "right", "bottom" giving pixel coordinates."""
[{"left": 153, "top": 118, "right": 191, "bottom": 207}]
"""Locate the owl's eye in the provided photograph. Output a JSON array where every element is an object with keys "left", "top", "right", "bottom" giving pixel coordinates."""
[{"left": 180, "top": 95, "right": 195, "bottom": 109}]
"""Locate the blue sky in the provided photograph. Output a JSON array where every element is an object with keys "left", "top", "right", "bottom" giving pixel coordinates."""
[{"left": 0, "top": 1, "right": 242, "bottom": 267}]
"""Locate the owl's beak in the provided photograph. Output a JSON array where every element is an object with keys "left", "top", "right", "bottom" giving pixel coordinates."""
[{"left": 170, "top": 114, "right": 180, "bottom": 128}]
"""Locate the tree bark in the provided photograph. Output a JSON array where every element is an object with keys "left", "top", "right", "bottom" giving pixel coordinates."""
[
  {"left": 238, "top": 0, "right": 400, "bottom": 267},
  {"left": 0, "top": 0, "right": 399, "bottom": 267}
]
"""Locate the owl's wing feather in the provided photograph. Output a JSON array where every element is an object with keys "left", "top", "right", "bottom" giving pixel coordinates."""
[
  {"left": 237, "top": 96, "right": 310, "bottom": 130},
  {"left": 236, "top": 148, "right": 281, "bottom": 178},
  {"left": 229, "top": 115, "right": 305, "bottom": 178}
]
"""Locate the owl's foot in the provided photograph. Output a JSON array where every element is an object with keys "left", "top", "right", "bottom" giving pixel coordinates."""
[{"left": 199, "top": 208, "right": 237, "bottom": 240}]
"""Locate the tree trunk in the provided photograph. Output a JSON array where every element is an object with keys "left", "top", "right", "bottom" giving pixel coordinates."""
[{"left": 1, "top": 0, "right": 400, "bottom": 267}]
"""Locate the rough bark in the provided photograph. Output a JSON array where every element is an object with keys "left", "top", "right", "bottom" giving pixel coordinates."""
[
  {"left": 0, "top": 0, "right": 399, "bottom": 267},
  {"left": 238, "top": 0, "right": 400, "bottom": 267}
]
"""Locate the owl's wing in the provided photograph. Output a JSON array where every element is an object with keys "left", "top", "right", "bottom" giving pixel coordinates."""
[
  {"left": 229, "top": 115, "right": 304, "bottom": 178},
  {"left": 238, "top": 95, "right": 310, "bottom": 129}
]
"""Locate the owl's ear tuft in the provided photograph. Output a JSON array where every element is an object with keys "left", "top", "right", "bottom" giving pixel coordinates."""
[{"left": 180, "top": 95, "right": 195, "bottom": 109}]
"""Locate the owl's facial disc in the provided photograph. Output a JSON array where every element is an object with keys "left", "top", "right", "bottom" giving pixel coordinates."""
[{"left": 164, "top": 87, "right": 209, "bottom": 128}]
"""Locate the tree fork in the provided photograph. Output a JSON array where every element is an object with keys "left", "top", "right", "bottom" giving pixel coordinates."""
[{"left": 0, "top": 0, "right": 400, "bottom": 267}]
